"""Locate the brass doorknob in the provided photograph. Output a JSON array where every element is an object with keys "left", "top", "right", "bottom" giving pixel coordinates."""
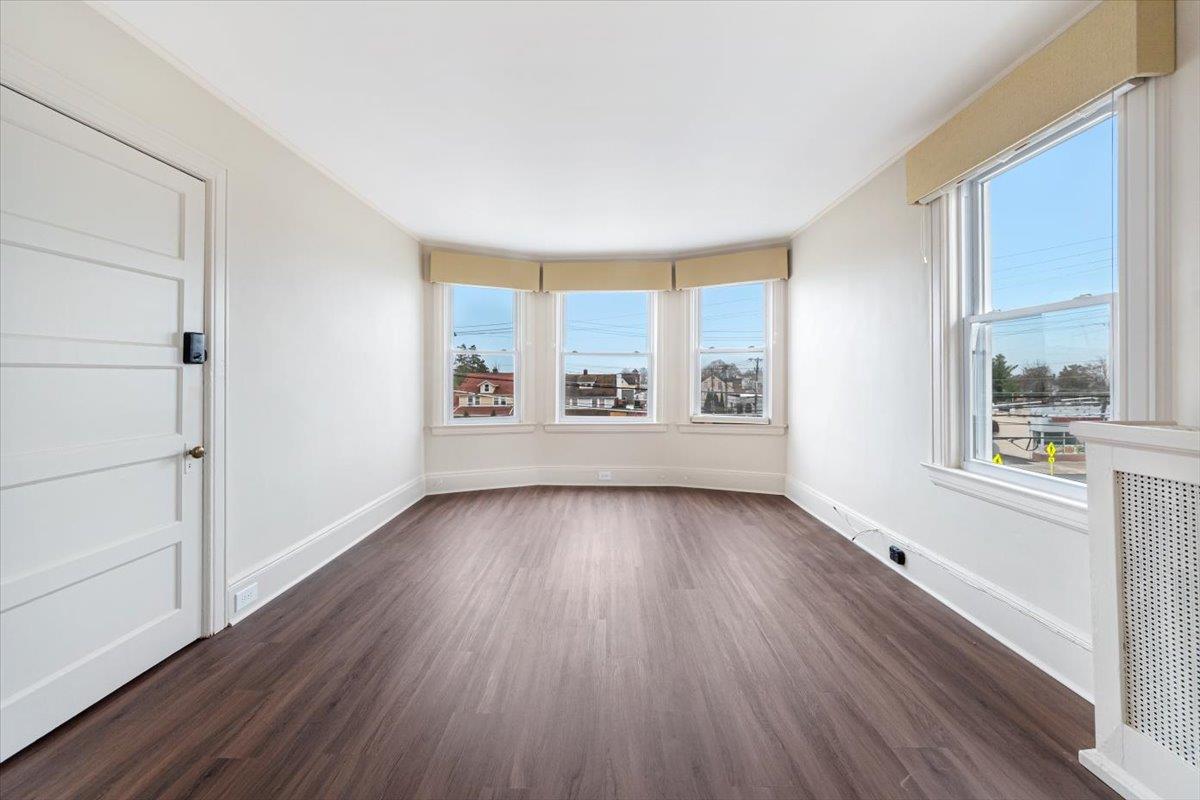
[{"left": 187, "top": 445, "right": 206, "bottom": 459}]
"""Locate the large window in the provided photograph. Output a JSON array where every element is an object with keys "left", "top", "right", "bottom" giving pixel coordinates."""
[
  {"left": 964, "top": 105, "right": 1115, "bottom": 490},
  {"left": 558, "top": 291, "right": 653, "bottom": 421},
  {"left": 692, "top": 281, "right": 769, "bottom": 421},
  {"left": 446, "top": 284, "right": 518, "bottom": 423}
]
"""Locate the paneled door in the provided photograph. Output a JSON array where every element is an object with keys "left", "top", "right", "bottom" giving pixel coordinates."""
[{"left": 0, "top": 86, "right": 205, "bottom": 760}]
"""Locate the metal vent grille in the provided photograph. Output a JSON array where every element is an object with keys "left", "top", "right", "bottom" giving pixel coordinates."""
[{"left": 1118, "top": 471, "right": 1199, "bottom": 767}]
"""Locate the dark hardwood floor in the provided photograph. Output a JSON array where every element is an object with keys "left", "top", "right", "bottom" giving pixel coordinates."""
[{"left": 1, "top": 487, "right": 1114, "bottom": 800}]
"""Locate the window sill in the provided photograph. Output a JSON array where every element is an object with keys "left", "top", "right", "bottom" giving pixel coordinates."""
[
  {"left": 544, "top": 422, "right": 667, "bottom": 434},
  {"left": 428, "top": 423, "right": 537, "bottom": 436},
  {"left": 921, "top": 462, "right": 1088, "bottom": 533},
  {"left": 676, "top": 422, "right": 786, "bottom": 436}
]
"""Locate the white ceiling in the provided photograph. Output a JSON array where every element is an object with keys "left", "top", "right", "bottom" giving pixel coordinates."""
[{"left": 98, "top": 0, "right": 1088, "bottom": 256}]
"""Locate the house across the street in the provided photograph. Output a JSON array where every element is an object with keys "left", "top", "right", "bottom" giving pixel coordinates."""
[
  {"left": 453, "top": 372, "right": 515, "bottom": 417},
  {"left": 564, "top": 369, "right": 647, "bottom": 416}
]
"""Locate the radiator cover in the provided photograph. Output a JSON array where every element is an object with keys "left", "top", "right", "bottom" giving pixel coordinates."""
[
  {"left": 1117, "top": 471, "right": 1199, "bottom": 768},
  {"left": 1071, "top": 421, "right": 1199, "bottom": 800}
]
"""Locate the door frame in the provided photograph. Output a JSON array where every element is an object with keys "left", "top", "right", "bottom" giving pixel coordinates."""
[{"left": 2, "top": 44, "right": 230, "bottom": 635}]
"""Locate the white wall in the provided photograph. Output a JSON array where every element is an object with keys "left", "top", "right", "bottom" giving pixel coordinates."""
[
  {"left": 1, "top": 1, "right": 425, "bottom": 616},
  {"left": 423, "top": 281, "right": 789, "bottom": 492},
  {"left": 785, "top": 6, "right": 1200, "bottom": 698}
]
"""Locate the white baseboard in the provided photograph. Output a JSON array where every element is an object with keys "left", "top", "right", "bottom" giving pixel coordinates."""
[
  {"left": 425, "top": 466, "right": 542, "bottom": 494},
  {"left": 425, "top": 465, "right": 785, "bottom": 495},
  {"left": 225, "top": 475, "right": 426, "bottom": 625},
  {"left": 1079, "top": 749, "right": 1159, "bottom": 800},
  {"left": 784, "top": 476, "right": 1094, "bottom": 700}
]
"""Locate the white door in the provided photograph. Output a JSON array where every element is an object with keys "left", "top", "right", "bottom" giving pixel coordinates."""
[{"left": 0, "top": 86, "right": 205, "bottom": 760}]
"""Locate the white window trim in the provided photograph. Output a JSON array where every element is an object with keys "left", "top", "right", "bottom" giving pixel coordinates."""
[
  {"left": 432, "top": 282, "right": 533, "bottom": 432},
  {"left": 683, "top": 279, "right": 787, "bottom": 429},
  {"left": 923, "top": 79, "right": 1171, "bottom": 526},
  {"left": 554, "top": 290, "right": 659, "bottom": 424}
]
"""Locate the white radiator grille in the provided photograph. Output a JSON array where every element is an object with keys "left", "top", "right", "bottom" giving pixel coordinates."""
[{"left": 1118, "top": 471, "right": 1199, "bottom": 767}]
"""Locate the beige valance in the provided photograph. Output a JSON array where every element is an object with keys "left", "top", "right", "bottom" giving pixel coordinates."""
[
  {"left": 905, "top": 0, "right": 1175, "bottom": 204},
  {"left": 428, "top": 250, "right": 541, "bottom": 291},
  {"left": 674, "top": 246, "right": 789, "bottom": 289},
  {"left": 542, "top": 260, "right": 673, "bottom": 291}
]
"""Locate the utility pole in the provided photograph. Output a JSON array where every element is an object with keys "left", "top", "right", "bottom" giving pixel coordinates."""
[{"left": 750, "top": 357, "right": 762, "bottom": 415}]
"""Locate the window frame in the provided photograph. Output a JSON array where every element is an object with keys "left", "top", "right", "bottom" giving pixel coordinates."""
[
  {"left": 554, "top": 290, "right": 658, "bottom": 424},
  {"left": 924, "top": 80, "right": 1171, "bottom": 525},
  {"left": 443, "top": 282, "right": 523, "bottom": 427},
  {"left": 688, "top": 280, "right": 772, "bottom": 424},
  {"left": 958, "top": 104, "right": 1117, "bottom": 502}
]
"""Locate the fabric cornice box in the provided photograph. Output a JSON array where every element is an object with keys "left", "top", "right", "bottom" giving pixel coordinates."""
[
  {"left": 674, "top": 246, "right": 789, "bottom": 289},
  {"left": 542, "top": 260, "right": 672, "bottom": 291},
  {"left": 905, "top": 0, "right": 1176, "bottom": 204},
  {"left": 429, "top": 250, "right": 541, "bottom": 290}
]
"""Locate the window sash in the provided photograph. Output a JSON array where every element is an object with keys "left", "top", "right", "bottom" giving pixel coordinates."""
[
  {"left": 691, "top": 283, "right": 771, "bottom": 422},
  {"left": 967, "top": 102, "right": 1115, "bottom": 318},
  {"left": 445, "top": 284, "right": 521, "bottom": 425},
  {"left": 966, "top": 293, "right": 1114, "bottom": 326},
  {"left": 555, "top": 292, "right": 656, "bottom": 423}
]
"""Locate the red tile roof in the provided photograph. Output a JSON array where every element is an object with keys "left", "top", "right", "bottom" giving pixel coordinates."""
[{"left": 455, "top": 372, "right": 514, "bottom": 395}]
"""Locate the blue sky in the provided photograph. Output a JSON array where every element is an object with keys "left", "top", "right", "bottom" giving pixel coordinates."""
[
  {"left": 450, "top": 285, "right": 514, "bottom": 355},
  {"left": 699, "top": 282, "right": 764, "bottom": 350},
  {"left": 563, "top": 292, "right": 649, "bottom": 353},
  {"left": 985, "top": 115, "right": 1114, "bottom": 373}
]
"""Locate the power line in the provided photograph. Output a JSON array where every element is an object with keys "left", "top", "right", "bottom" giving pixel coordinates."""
[{"left": 991, "top": 235, "right": 1112, "bottom": 261}]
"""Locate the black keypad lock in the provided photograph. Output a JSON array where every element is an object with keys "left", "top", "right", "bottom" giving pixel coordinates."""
[{"left": 183, "top": 332, "right": 207, "bottom": 364}]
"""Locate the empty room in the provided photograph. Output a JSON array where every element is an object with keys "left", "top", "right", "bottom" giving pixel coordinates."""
[{"left": 0, "top": 1, "right": 1197, "bottom": 798}]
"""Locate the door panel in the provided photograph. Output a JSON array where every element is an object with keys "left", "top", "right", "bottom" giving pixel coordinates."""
[
  {"left": 0, "top": 243, "right": 181, "bottom": 345},
  {"left": 0, "top": 365, "right": 180, "bottom": 453},
  {"left": 1, "top": 458, "right": 178, "bottom": 580},
  {"left": 0, "top": 108, "right": 185, "bottom": 258},
  {"left": 0, "top": 85, "right": 205, "bottom": 760},
  {"left": 1, "top": 545, "right": 180, "bottom": 699}
]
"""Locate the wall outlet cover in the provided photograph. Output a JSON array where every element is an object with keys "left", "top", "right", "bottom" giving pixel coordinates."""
[
  {"left": 598, "top": 471, "right": 613, "bottom": 481},
  {"left": 235, "top": 583, "right": 259, "bottom": 612}
]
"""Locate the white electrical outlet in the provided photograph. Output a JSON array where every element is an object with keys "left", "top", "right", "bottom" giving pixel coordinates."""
[
  {"left": 234, "top": 582, "right": 258, "bottom": 612},
  {"left": 598, "top": 470, "right": 613, "bottom": 481}
]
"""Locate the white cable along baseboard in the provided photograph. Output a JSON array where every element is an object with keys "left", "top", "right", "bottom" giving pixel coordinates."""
[{"left": 784, "top": 476, "right": 1095, "bottom": 700}]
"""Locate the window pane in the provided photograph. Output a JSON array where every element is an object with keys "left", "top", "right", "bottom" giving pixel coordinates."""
[
  {"left": 984, "top": 115, "right": 1115, "bottom": 311},
  {"left": 563, "top": 292, "right": 648, "bottom": 353},
  {"left": 971, "top": 304, "right": 1111, "bottom": 483},
  {"left": 451, "top": 285, "right": 514, "bottom": 351},
  {"left": 699, "top": 354, "right": 765, "bottom": 417},
  {"left": 562, "top": 355, "right": 648, "bottom": 418},
  {"left": 699, "top": 282, "right": 765, "bottom": 350},
  {"left": 450, "top": 353, "right": 515, "bottom": 420}
]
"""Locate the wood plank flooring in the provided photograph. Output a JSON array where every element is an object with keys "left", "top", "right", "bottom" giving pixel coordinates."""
[{"left": 0, "top": 487, "right": 1115, "bottom": 800}]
